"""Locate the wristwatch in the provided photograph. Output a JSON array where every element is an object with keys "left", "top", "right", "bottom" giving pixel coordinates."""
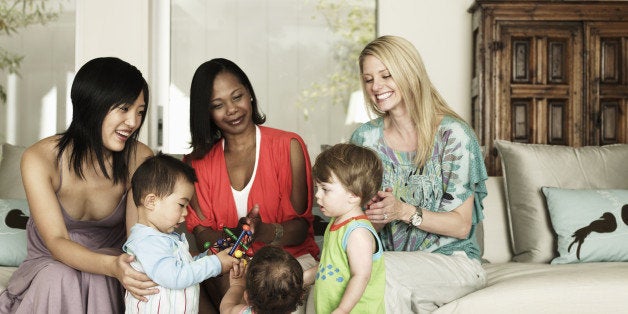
[{"left": 409, "top": 206, "right": 423, "bottom": 227}]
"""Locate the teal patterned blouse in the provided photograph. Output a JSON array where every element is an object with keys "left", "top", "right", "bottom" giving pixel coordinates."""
[{"left": 350, "top": 115, "right": 488, "bottom": 260}]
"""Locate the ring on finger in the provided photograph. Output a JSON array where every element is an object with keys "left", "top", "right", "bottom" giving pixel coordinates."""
[{"left": 383, "top": 213, "right": 388, "bottom": 220}]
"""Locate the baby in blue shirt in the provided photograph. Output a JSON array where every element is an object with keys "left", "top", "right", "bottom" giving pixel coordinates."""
[{"left": 124, "top": 153, "right": 237, "bottom": 313}]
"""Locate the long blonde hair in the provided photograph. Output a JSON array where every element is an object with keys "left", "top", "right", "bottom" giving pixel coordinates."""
[{"left": 359, "top": 35, "right": 463, "bottom": 168}]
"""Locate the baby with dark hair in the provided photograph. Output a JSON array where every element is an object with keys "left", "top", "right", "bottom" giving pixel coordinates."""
[
  {"left": 124, "top": 152, "right": 237, "bottom": 313},
  {"left": 220, "top": 245, "right": 305, "bottom": 314}
]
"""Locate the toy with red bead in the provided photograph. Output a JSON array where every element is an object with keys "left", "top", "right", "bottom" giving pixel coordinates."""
[
  {"left": 229, "top": 224, "right": 253, "bottom": 258},
  {"left": 203, "top": 223, "right": 255, "bottom": 259}
]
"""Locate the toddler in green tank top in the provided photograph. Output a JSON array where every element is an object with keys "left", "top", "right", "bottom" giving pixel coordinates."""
[{"left": 307, "top": 143, "right": 386, "bottom": 313}]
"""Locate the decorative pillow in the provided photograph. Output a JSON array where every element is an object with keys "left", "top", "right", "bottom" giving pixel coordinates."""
[
  {"left": 0, "top": 143, "right": 27, "bottom": 199},
  {"left": 542, "top": 187, "right": 628, "bottom": 264},
  {"left": 0, "top": 198, "right": 30, "bottom": 266},
  {"left": 494, "top": 140, "right": 628, "bottom": 263}
]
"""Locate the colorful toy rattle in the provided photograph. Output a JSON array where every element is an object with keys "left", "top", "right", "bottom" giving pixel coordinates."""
[
  {"left": 203, "top": 224, "right": 255, "bottom": 259},
  {"left": 228, "top": 224, "right": 253, "bottom": 256}
]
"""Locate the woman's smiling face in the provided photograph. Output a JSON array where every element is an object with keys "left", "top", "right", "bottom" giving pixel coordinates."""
[
  {"left": 209, "top": 71, "right": 253, "bottom": 135},
  {"left": 361, "top": 55, "right": 403, "bottom": 113},
  {"left": 101, "top": 91, "right": 146, "bottom": 152}
]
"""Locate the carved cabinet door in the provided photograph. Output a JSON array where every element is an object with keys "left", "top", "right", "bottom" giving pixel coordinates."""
[
  {"left": 586, "top": 22, "right": 628, "bottom": 145},
  {"left": 497, "top": 22, "right": 583, "bottom": 147},
  {"left": 470, "top": 1, "right": 628, "bottom": 176}
]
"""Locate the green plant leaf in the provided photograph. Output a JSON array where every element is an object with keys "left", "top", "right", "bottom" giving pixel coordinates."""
[
  {"left": 296, "top": 0, "right": 375, "bottom": 118},
  {"left": 0, "top": 0, "right": 63, "bottom": 104}
]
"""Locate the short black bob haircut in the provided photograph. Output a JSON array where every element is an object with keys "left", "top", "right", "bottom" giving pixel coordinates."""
[{"left": 57, "top": 57, "right": 149, "bottom": 185}]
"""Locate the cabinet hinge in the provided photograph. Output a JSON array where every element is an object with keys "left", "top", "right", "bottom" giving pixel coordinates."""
[{"left": 489, "top": 41, "right": 503, "bottom": 51}]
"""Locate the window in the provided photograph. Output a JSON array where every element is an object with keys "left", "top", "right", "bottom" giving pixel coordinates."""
[
  {"left": 0, "top": 0, "right": 75, "bottom": 145},
  {"left": 161, "top": 0, "right": 376, "bottom": 159}
]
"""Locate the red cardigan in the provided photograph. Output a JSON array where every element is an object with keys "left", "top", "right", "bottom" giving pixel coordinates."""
[{"left": 186, "top": 126, "right": 320, "bottom": 259}]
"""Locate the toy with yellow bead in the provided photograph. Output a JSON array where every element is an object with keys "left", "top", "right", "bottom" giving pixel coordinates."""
[{"left": 204, "top": 224, "right": 255, "bottom": 260}]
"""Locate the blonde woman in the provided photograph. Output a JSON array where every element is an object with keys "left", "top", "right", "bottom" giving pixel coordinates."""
[{"left": 350, "top": 35, "right": 488, "bottom": 313}]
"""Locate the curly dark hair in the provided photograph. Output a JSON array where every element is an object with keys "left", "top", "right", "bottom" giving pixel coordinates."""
[{"left": 246, "top": 246, "right": 305, "bottom": 314}]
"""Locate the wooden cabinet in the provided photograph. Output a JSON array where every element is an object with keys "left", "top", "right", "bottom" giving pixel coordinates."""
[{"left": 469, "top": 1, "right": 628, "bottom": 175}]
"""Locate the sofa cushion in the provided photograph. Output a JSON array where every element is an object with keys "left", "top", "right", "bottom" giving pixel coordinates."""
[
  {"left": 542, "top": 187, "right": 628, "bottom": 264},
  {"left": 0, "top": 143, "right": 27, "bottom": 199},
  {"left": 435, "top": 262, "right": 628, "bottom": 313},
  {"left": 479, "top": 176, "right": 513, "bottom": 263},
  {"left": 494, "top": 140, "right": 628, "bottom": 263},
  {"left": 0, "top": 199, "right": 30, "bottom": 266}
]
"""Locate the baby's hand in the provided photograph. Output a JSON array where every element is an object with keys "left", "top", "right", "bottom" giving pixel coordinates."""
[
  {"left": 229, "top": 260, "right": 247, "bottom": 287},
  {"left": 215, "top": 248, "right": 239, "bottom": 274}
]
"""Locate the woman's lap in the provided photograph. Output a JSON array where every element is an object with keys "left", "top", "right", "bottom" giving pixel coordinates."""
[
  {"left": 384, "top": 250, "right": 486, "bottom": 313},
  {"left": 1, "top": 259, "right": 123, "bottom": 314}
]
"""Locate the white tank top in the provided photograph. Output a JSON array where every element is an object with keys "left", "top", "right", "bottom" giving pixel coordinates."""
[{"left": 229, "top": 126, "right": 260, "bottom": 218}]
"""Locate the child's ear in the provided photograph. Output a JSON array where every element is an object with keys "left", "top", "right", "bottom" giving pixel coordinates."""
[
  {"left": 143, "top": 193, "right": 158, "bottom": 210},
  {"left": 348, "top": 193, "right": 362, "bottom": 206}
]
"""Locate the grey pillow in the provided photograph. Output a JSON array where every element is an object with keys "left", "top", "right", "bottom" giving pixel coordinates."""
[
  {"left": 494, "top": 140, "right": 628, "bottom": 263},
  {"left": 0, "top": 143, "right": 27, "bottom": 199}
]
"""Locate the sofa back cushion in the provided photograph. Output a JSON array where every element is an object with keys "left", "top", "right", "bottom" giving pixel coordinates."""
[
  {"left": 0, "top": 143, "right": 27, "bottom": 199},
  {"left": 494, "top": 140, "right": 628, "bottom": 263},
  {"left": 479, "top": 176, "right": 513, "bottom": 263}
]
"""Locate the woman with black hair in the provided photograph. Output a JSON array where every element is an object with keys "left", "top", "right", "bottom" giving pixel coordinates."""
[
  {"left": 0, "top": 57, "right": 156, "bottom": 313},
  {"left": 185, "top": 58, "right": 320, "bottom": 313}
]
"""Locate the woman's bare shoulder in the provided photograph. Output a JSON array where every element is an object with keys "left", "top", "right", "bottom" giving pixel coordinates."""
[
  {"left": 21, "top": 136, "right": 62, "bottom": 182},
  {"left": 22, "top": 136, "right": 61, "bottom": 163},
  {"left": 135, "top": 140, "right": 153, "bottom": 156},
  {"left": 130, "top": 141, "right": 154, "bottom": 168}
]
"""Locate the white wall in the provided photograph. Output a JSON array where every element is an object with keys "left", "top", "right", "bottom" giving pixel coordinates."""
[
  {"left": 75, "top": 0, "right": 152, "bottom": 143},
  {"left": 75, "top": 1, "right": 150, "bottom": 75},
  {"left": 378, "top": 0, "right": 475, "bottom": 122}
]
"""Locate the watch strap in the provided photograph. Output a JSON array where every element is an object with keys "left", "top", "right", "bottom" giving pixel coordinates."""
[
  {"left": 270, "top": 223, "right": 283, "bottom": 245},
  {"left": 415, "top": 206, "right": 423, "bottom": 217}
]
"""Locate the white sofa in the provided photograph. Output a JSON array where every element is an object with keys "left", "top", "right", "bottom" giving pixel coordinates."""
[
  {"left": 2, "top": 141, "right": 628, "bottom": 313},
  {"left": 436, "top": 140, "right": 628, "bottom": 313},
  {"left": 436, "top": 176, "right": 628, "bottom": 313}
]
